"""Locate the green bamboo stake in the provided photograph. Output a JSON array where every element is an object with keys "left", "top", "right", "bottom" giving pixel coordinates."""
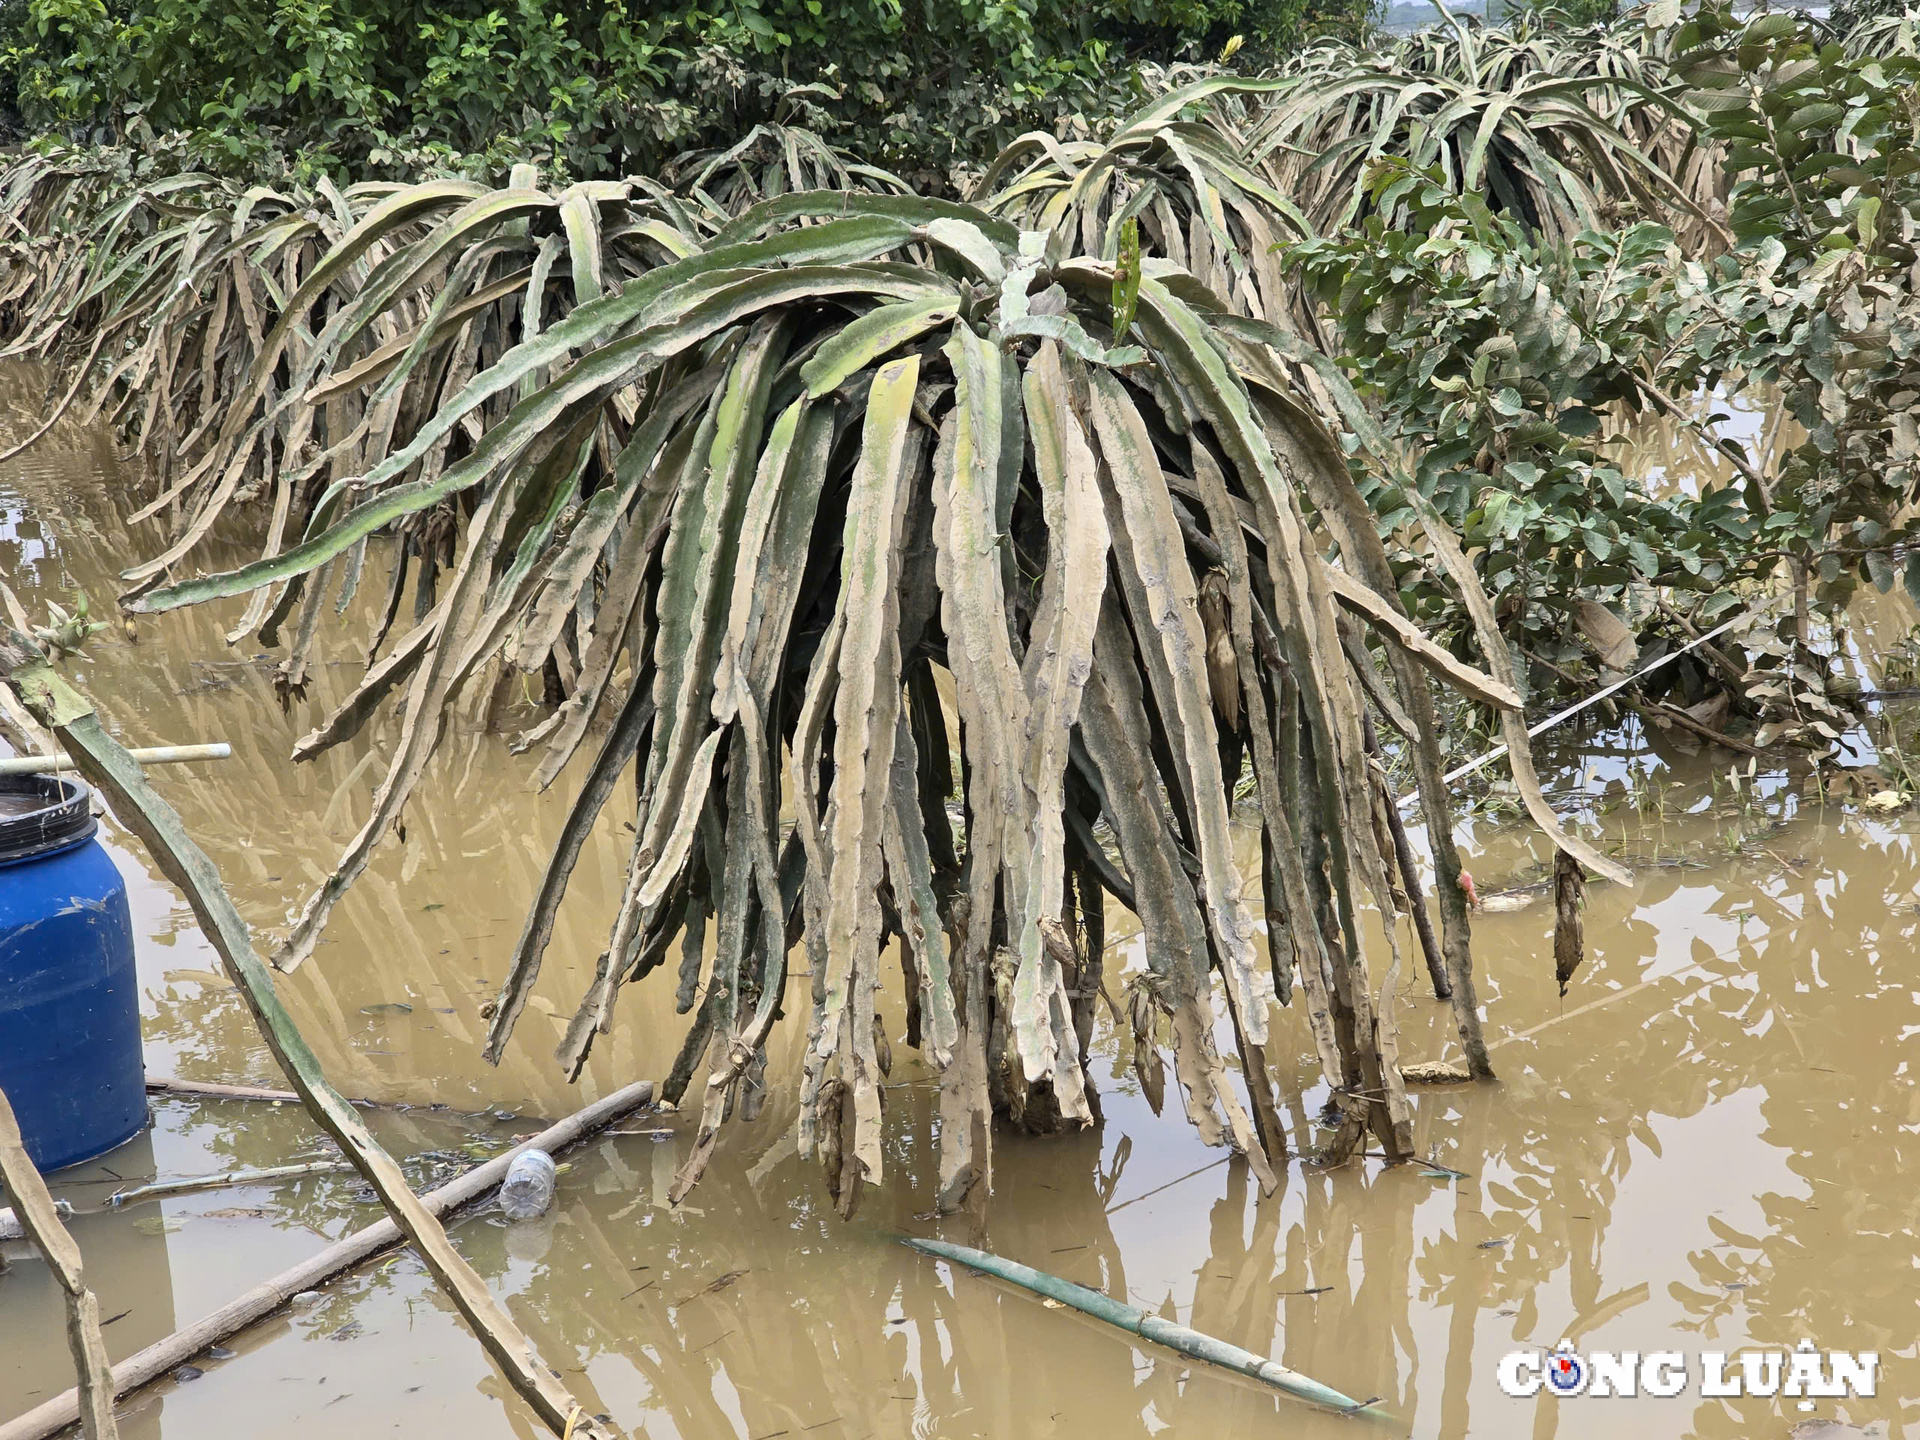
[{"left": 902, "top": 1236, "right": 1381, "bottom": 1414}]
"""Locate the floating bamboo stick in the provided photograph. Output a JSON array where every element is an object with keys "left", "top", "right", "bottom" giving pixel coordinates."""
[
  {"left": 901, "top": 1237, "right": 1379, "bottom": 1414},
  {"left": 0, "top": 1083, "right": 120, "bottom": 1440},
  {"left": 0, "top": 628, "right": 614, "bottom": 1440},
  {"left": 145, "top": 1075, "right": 535, "bottom": 1123},
  {"left": 0, "top": 742, "right": 231, "bottom": 775},
  {"left": 108, "top": 1160, "right": 355, "bottom": 1206},
  {"left": 0, "top": 1079, "right": 656, "bottom": 1440},
  {"left": 145, "top": 1075, "right": 403, "bottom": 1108},
  {"left": 144, "top": 1076, "right": 314, "bottom": 1104}
]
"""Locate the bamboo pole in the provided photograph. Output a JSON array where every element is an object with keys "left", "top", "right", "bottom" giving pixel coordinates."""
[
  {"left": 0, "top": 1079, "right": 655, "bottom": 1440},
  {"left": 144, "top": 1076, "right": 314, "bottom": 1104},
  {"left": 0, "top": 629, "right": 613, "bottom": 1440},
  {"left": 0, "top": 1084, "right": 119, "bottom": 1440},
  {"left": 108, "top": 1161, "right": 355, "bottom": 1206},
  {"left": 145, "top": 1075, "right": 418, "bottom": 1109},
  {"left": 902, "top": 1237, "right": 1379, "bottom": 1415},
  {"left": 0, "top": 743, "right": 231, "bottom": 775}
]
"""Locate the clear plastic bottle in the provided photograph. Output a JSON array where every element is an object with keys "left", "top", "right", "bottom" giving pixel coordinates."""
[{"left": 498, "top": 1149, "right": 556, "bottom": 1220}]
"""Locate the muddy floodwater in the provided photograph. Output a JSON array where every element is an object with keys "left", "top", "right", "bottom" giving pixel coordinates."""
[{"left": 1, "top": 368, "right": 1916, "bottom": 1440}]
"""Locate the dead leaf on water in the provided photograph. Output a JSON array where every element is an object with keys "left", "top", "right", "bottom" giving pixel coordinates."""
[
  {"left": 133, "top": 1215, "right": 186, "bottom": 1235},
  {"left": 1572, "top": 600, "right": 1637, "bottom": 672}
]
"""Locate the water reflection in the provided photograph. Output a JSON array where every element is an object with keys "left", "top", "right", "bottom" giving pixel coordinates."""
[
  {"left": 274, "top": 795, "right": 1920, "bottom": 1440},
  {"left": 1, "top": 1134, "right": 177, "bottom": 1414}
]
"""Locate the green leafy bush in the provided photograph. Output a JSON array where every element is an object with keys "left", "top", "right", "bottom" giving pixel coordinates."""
[
  {"left": 1, "top": 0, "right": 1376, "bottom": 184},
  {"left": 1291, "top": 162, "right": 1754, "bottom": 681},
  {"left": 1664, "top": 0, "right": 1920, "bottom": 632}
]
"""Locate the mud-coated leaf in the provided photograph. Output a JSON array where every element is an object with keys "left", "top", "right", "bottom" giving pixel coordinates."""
[
  {"left": 1077, "top": 599, "right": 1256, "bottom": 1156},
  {"left": 1008, "top": 342, "right": 1109, "bottom": 1115},
  {"left": 815, "top": 352, "right": 920, "bottom": 1181},
  {"left": 290, "top": 603, "right": 443, "bottom": 762},
  {"left": 923, "top": 218, "right": 1008, "bottom": 282},
  {"left": 1111, "top": 216, "right": 1142, "bottom": 342},
  {"left": 882, "top": 702, "right": 958, "bottom": 1064},
  {"left": 1415, "top": 503, "right": 1632, "bottom": 885},
  {"left": 1321, "top": 563, "right": 1521, "bottom": 710},
  {"left": 637, "top": 727, "right": 728, "bottom": 910},
  {"left": 133, "top": 258, "right": 939, "bottom": 615},
  {"left": 717, "top": 401, "right": 836, "bottom": 722},
  {"left": 1084, "top": 366, "right": 1273, "bottom": 1040}
]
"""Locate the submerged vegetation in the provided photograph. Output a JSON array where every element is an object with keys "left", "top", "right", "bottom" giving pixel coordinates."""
[{"left": 4, "top": 0, "right": 1920, "bottom": 1227}]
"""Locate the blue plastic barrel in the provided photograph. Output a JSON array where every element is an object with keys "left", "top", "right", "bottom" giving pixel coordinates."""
[{"left": 0, "top": 774, "right": 145, "bottom": 1171}]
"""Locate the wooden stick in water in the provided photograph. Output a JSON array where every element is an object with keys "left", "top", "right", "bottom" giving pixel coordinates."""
[
  {"left": 108, "top": 1161, "right": 355, "bottom": 1206},
  {"left": 0, "top": 1084, "right": 120, "bottom": 1440},
  {"left": 145, "top": 1075, "right": 402, "bottom": 1109},
  {"left": 0, "top": 1080, "right": 655, "bottom": 1440},
  {"left": 145, "top": 1075, "right": 533, "bottom": 1119},
  {"left": 144, "top": 1076, "right": 309, "bottom": 1104}
]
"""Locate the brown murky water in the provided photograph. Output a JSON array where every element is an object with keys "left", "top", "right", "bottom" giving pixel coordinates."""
[{"left": 2, "top": 365, "right": 1915, "bottom": 1440}]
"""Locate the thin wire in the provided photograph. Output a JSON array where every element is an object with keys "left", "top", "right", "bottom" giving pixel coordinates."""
[
  {"left": 1397, "top": 603, "right": 1776, "bottom": 811},
  {"left": 1104, "top": 1155, "right": 1231, "bottom": 1214}
]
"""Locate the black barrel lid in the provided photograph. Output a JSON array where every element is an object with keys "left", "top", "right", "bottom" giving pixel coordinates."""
[{"left": 0, "top": 774, "right": 98, "bottom": 864}]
